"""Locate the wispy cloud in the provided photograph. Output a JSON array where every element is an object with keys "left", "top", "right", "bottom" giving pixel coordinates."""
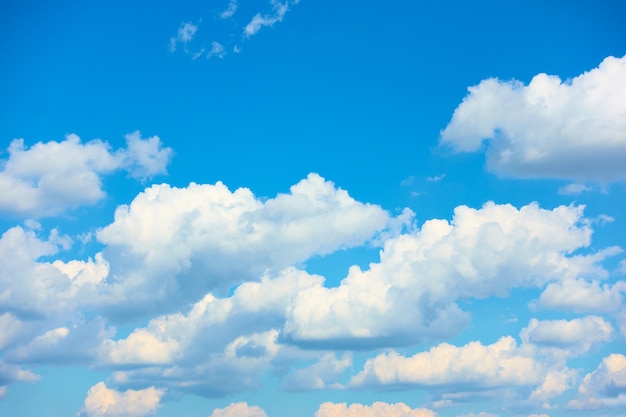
[
  {"left": 558, "top": 182, "right": 591, "bottom": 195},
  {"left": 169, "top": 22, "right": 198, "bottom": 53},
  {"left": 207, "top": 41, "right": 226, "bottom": 59},
  {"left": 244, "top": 0, "right": 294, "bottom": 38},
  {"left": 219, "top": 0, "right": 238, "bottom": 19},
  {"left": 426, "top": 173, "right": 445, "bottom": 182}
]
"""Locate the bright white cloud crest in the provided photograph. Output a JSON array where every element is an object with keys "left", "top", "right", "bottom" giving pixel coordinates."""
[
  {"left": 79, "top": 382, "right": 164, "bottom": 417},
  {"left": 440, "top": 55, "right": 626, "bottom": 181}
]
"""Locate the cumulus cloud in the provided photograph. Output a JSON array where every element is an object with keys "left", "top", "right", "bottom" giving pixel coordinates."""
[
  {"left": 567, "top": 354, "right": 626, "bottom": 410},
  {"left": 244, "top": 0, "right": 298, "bottom": 37},
  {"left": 533, "top": 277, "right": 626, "bottom": 313},
  {"left": 350, "top": 336, "right": 543, "bottom": 389},
  {"left": 78, "top": 382, "right": 164, "bottom": 417},
  {"left": 283, "top": 202, "right": 615, "bottom": 348},
  {"left": 95, "top": 269, "right": 318, "bottom": 395},
  {"left": 520, "top": 316, "right": 613, "bottom": 356},
  {"left": 0, "top": 132, "right": 172, "bottom": 217},
  {"left": 169, "top": 22, "right": 198, "bottom": 52},
  {"left": 314, "top": 402, "right": 436, "bottom": 417},
  {"left": 95, "top": 173, "right": 393, "bottom": 315},
  {"left": 440, "top": 55, "right": 626, "bottom": 182},
  {"left": 209, "top": 402, "right": 267, "bottom": 417}
]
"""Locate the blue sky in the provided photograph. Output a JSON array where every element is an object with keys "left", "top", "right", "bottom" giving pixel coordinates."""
[{"left": 1, "top": 1, "right": 626, "bottom": 416}]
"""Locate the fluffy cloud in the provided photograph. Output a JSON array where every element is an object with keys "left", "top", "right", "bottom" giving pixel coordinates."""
[
  {"left": 95, "top": 173, "right": 392, "bottom": 315},
  {"left": 209, "top": 402, "right": 267, "bottom": 417},
  {"left": 283, "top": 202, "right": 615, "bottom": 348},
  {"left": 0, "top": 132, "right": 172, "bottom": 217},
  {"left": 78, "top": 382, "right": 164, "bottom": 417},
  {"left": 533, "top": 278, "right": 626, "bottom": 313},
  {"left": 557, "top": 183, "right": 592, "bottom": 196},
  {"left": 440, "top": 55, "right": 626, "bottom": 182},
  {"left": 567, "top": 354, "right": 626, "bottom": 410},
  {"left": 350, "top": 336, "right": 543, "bottom": 389},
  {"left": 5, "top": 319, "right": 111, "bottom": 365},
  {"left": 314, "top": 402, "right": 436, "bottom": 417},
  {"left": 520, "top": 316, "right": 613, "bottom": 356},
  {"left": 244, "top": 0, "right": 298, "bottom": 37},
  {"left": 95, "top": 268, "right": 318, "bottom": 395}
]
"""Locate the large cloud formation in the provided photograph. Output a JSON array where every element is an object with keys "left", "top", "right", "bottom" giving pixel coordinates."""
[
  {"left": 440, "top": 55, "right": 626, "bottom": 182},
  {"left": 0, "top": 168, "right": 623, "bottom": 414}
]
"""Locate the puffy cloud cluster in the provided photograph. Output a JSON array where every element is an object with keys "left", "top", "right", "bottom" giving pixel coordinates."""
[
  {"left": 1, "top": 166, "right": 623, "bottom": 415},
  {"left": 314, "top": 402, "right": 436, "bottom": 417},
  {"left": 78, "top": 382, "right": 164, "bottom": 417},
  {"left": 283, "top": 202, "right": 613, "bottom": 348},
  {"left": 567, "top": 354, "right": 626, "bottom": 410},
  {"left": 0, "top": 132, "right": 172, "bottom": 217},
  {"left": 95, "top": 173, "right": 392, "bottom": 315},
  {"left": 440, "top": 55, "right": 626, "bottom": 182}
]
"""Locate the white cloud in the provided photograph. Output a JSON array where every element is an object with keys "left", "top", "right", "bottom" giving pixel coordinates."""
[
  {"left": 6, "top": 319, "right": 111, "bottom": 364},
  {"left": 94, "top": 268, "right": 317, "bottom": 394},
  {"left": 457, "top": 413, "right": 499, "bottom": 417},
  {"left": 426, "top": 174, "right": 445, "bottom": 182},
  {"left": 440, "top": 55, "right": 626, "bottom": 182},
  {"left": 283, "top": 353, "right": 352, "bottom": 391},
  {"left": 350, "top": 336, "right": 543, "bottom": 389},
  {"left": 169, "top": 22, "right": 198, "bottom": 52},
  {"left": 209, "top": 402, "right": 267, "bottom": 417},
  {"left": 283, "top": 202, "right": 615, "bottom": 348},
  {"left": 533, "top": 278, "right": 626, "bottom": 313},
  {"left": 123, "top": 131, "right": 173, "bottom": 180},
  {"left": 567, "top": 354, "right": 626, "bottom": 410},
  {"left": 558, "top": 183, "right": 592, "bottom": 196},
  {"left": 79, "top": 382, "right": 164, "bottom": 417},
  {"left": 314, "top": 402, "right": 436, "bottom": 417},
  {"left": 219, "top": 0, "right": 238, "bottom": 19},
  {"left": 95, "top": 173, "right": 393, "bottom": 314},
  {"left": 207, "top": 41, "right": 226, "bottom": 59},
  {"left": 0, "top": 132, "right": 172, "bottom": 217},
  {"left": 520, "top": 316, "right": 613, "bottom": 356},
  {"left": 244, "top": 0, "right": 297, "bottom": 38}
]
